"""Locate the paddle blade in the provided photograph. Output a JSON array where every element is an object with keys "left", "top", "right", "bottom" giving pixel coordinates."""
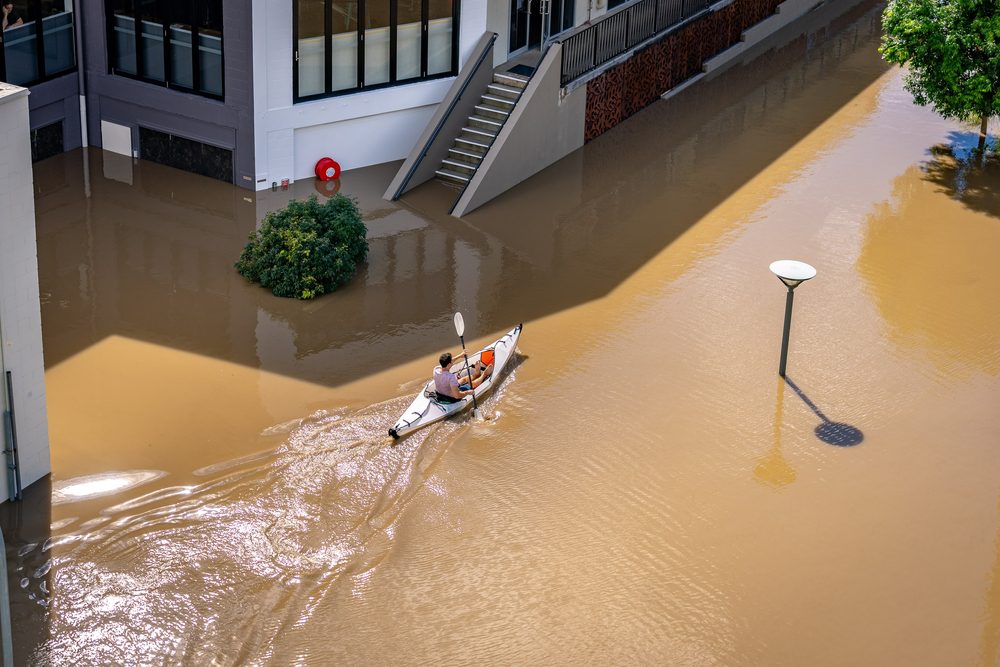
[{"left": 453, "top": 312, "right": 465, "bottom": 337}]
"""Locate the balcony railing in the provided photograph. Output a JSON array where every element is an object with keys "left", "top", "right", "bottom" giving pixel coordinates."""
[{"left": 559, "top": 0, "right": 710, "bottom": 86}]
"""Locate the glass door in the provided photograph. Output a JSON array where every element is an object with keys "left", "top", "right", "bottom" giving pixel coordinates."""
[{"left": 508, "top": 0, "right": 542, "bottom": 57}]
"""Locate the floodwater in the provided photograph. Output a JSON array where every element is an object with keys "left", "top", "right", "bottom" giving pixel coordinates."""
[{"left": 6, "top": 0, "right": 1000, "bottom": 663}]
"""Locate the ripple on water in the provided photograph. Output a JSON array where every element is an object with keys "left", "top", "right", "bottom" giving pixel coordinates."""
[{"left": 31, "top": 379, "right": 514, "bottom": 666}]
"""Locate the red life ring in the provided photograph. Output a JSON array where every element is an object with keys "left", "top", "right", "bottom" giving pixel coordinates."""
[
  {"left": 314, "top": 178, "right": 341, "bottom": 198},
  {"left": 315, "top": 157, "right": 341, "bottom": 181}
]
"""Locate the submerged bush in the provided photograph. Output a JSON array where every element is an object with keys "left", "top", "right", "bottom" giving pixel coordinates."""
[{"left": 236, "top": 194, "right": 368, "bottom": 299}]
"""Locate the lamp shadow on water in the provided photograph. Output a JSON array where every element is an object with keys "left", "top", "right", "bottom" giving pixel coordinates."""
[{"left": 783, "top": 376, "right": 864, "bottom": 447}]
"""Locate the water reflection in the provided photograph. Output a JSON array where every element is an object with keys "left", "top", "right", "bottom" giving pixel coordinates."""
[
  {"left": 32, "top": 0, "right": 889, "bottom": 403},
  {"left": 923, "top": 135, "right": 1000, "bottom": 218},
  {"left": 16, "top": 0, "right": 992, "bottom": 664},
  {"left": 859, "top": 158, "right": 1000, "bottom": 377},
  {"left": 51, "top": 471, "right": 165, "bottom": 505},
  {"left": 756, "top": 378, "right": 797, "bottom": 487}
]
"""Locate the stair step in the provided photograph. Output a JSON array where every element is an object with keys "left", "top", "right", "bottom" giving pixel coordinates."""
[
  {"left": 461, "top": 127, "right": 497, "bottom": 139},
  {"left": 469, "top": 115, "right": 503, "bottom": 127},
  {"left": 448, "top": 147, "right": 484, "bottom": 161},
  {"left": 494, "top": 72, "right": 530, "bottom": 88},
  {"left": 487, "top": 83, "right": 524, "bottom": 97},
  {"left": 482, "top": 94, "right": 517, "bottom": 106},
  {"left": 475, "top": 104, "right": 510, "bottom": 117},
  {"left": 455, "top": 137, "right": 491, "bottom": 151},
  {"left": 441, "top": 158, "right": 476, "bottom": 172},
  {"left": 441, "top": 158, "right": 477, "bottom": 173},
  {"left": 436, "top": 168, "right": 471, "bottom": 184}
]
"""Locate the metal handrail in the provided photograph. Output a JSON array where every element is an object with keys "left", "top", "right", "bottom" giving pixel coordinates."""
[
  {"left": 2, "top": 373, "right": 20, "bottom": 503},
  {"left": 558, "top": 0, "right": 709, "bottom": 86}
]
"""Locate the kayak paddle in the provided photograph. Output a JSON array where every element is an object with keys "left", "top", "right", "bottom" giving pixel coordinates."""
[{"left": 453, "top": 312, "right": 482, "bottom": 419}]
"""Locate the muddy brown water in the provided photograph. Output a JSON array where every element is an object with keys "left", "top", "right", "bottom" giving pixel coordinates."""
[{"left": 5, "top": 1, "right": 1000, "bottom": 663}]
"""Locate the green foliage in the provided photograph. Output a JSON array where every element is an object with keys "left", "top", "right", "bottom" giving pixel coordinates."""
[
  {"left": 880, "top": 0, "right": 1000, "bottom": 126},
  {"left": 235, "top": 194, "right": 368, "bottom": 299}
]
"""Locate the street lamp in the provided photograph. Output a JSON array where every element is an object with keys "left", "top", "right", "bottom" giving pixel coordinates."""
[{"left": 769, "top": 260, "right": 816, "bottom": 378}]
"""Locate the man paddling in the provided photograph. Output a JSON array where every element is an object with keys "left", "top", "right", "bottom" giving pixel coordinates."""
[{"left": 433, "top": 352, "right": 492, "bottom": 403}]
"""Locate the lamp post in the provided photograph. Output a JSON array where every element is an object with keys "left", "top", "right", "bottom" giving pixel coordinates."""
[{"left": 769, "top": 260, "right": 816, "bottom": 377}]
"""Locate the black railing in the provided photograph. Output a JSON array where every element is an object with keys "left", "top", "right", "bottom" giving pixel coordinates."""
[{"left": 560, "top": 0, "right": 709, "bottom": 85}]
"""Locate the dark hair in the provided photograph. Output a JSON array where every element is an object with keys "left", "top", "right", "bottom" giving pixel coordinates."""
[{"left": 439, "top": 352, "right": 452, "bottom": 367}]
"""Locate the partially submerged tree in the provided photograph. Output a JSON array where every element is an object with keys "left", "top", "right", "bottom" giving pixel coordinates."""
[
  {"left": 236, "top": 194, "right": 368, "bottom": 299},
  {"left": 880, "top": 0, "right": 1000, "bottom": 150}
]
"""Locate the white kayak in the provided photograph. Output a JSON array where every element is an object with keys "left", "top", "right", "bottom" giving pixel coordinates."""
[{"left": 389, "top": 324, "right": 522, "bottom": 439}]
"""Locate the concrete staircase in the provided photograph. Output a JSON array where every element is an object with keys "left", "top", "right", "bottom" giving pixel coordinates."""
[{"left": 434, "top": 71, "right": 530, "bottom": 187}]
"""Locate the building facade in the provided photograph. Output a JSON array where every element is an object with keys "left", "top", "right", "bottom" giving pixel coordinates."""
[
  {"left": 0, "top": 83, "right": 51, "bottom": 500},
  {"left": 2, "top": 0, "right": 600, "bottom": 188}
]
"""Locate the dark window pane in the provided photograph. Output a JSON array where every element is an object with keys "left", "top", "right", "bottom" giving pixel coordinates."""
[
  {"left": 169, "top": 0, "right": 193, "bottom": 88},
  {"left": 561, "top": 0, "right": 574, "bottom": 32},
  {"left": 364, "top": 0, "right": 389, "bottom": 85},
  {"left": 3, "top": 20, "right": 39, "bottom": 85},
  {"left": 395, "top": 0, "right": 420, "bottom": 81},
  {"left": 41, "top": 1, "right": 75, "bottom": 77},
  {"left": 109, "top": 0, "right": 137, "bottom": 74},
  {"left": 137, "top": 0, "right": 164, "bottom": 81},
  {"left": 427, "top": 0, "right": 452, "bottom": 75},
  {"left": 196, "top": 0, "right": 223, "bottom": 95},
  {"left": 330, "top": 1, "right": 358, "bottom": 91},
  {"left": 298, "top": 0, "right": 325, "bottom": 96}
]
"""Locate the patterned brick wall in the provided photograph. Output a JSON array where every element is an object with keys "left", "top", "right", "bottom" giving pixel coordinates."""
[{"left": 585, "top": 0, "right": 783, "bottom": 141}]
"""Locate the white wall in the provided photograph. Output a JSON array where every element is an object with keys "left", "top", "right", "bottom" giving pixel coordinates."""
[
  {"left": 0, "top": 84, "right": 52, "bottom": 498},
  {"left": 251, "top": 0, "right": 488, "bottom": 189}
]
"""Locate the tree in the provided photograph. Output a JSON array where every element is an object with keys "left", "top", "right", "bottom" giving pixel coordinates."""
[
  {"left": 880, "top": 0, "right": 1000, "bottom": 150},
  {"left": 235, "top": 194, "right": 368, "bottom": 299}
]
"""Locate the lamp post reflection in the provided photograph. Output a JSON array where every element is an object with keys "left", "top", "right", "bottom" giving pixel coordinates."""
[{"left": 755, "top": 378, "right": 797, "bottom": 488}]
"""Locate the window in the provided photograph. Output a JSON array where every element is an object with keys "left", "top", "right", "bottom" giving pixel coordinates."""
[
  {"left": 294, "top": 0, "right": 460, "bottom": 102},
  {"left": 105, "top": 0, "right": 224, "bottom": 99},
  {"left": 0, "top": 0, "right": 76, "bottom": 87},
  {"left": 548, "top": 0, "right": 574, "bottom": 37}
]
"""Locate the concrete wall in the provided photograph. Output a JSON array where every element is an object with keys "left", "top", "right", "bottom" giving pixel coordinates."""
[
  {"left": 453, "top": 43, "right": 586, "bottom": 216},
  {"left": 251, "top": 0, "right": 488, "bottom": 188},
  {"left": 0, "top": 84, "right": 51, "bottom": 497},
  {"left": 80, "top": 0, "right": 255, "bottom": 187}
]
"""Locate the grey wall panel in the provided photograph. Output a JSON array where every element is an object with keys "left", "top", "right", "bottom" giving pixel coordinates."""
[{"left": 27, "top": 73, "right": 81, "bottom": 150}]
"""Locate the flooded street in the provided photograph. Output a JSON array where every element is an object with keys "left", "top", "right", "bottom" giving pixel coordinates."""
[{"left": 7, "top": 0, "right": 1000, "bottom": 663}]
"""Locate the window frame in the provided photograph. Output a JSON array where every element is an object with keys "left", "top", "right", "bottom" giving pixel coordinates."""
[
  {"left": 105, "top": 0, "right": 225, "bottom": 102},
  {"left": 0, "top": 0, "right": 77, "bottom": 87},
  {"left": 292, "top": 0, "right": 461, "bottom": 104}
]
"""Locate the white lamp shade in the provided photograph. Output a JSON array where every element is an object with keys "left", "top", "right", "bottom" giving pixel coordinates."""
[{"left": 769, "top": 260, "right": 817, "bottom": 288}]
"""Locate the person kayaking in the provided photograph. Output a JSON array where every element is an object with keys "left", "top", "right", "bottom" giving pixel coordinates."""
[{"left": 433, "top": 351, "right": 493, "bottom": 403}]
